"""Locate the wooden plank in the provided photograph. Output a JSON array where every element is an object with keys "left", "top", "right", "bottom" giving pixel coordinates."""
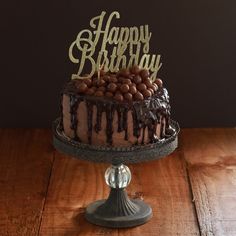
[
  {"left": 0, "top": 129, "right": 54, "bottom": 236},
  {"left": 182, "top": 128, "right": 236, "bottom": 236},
  {"left": 39, "top": 150, "right": 199, "bottom": 235}
]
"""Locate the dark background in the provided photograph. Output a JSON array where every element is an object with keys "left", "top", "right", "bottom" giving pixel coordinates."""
[{"left": 1, "top": 0, "right": 236, "bottom": 128}]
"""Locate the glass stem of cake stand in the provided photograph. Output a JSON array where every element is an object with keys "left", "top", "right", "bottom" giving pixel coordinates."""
[
  {"left": 97, "top": 163, "right": 139, "bottom": 217},
  {"left": 85, "top": 162, "right": 152, "bottom": 227}
]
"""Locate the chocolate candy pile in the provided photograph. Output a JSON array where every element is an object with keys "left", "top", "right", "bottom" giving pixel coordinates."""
[{"left": 74, "top": 65, "right": 163, "bottom": 102}]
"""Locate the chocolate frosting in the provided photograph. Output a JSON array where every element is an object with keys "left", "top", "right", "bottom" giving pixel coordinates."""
[{"left": 61, "top": 81, "right": 172, "bottom": 145}]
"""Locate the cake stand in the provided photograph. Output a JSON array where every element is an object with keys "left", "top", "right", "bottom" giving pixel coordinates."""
[{"left": 52, "top": 118, "right": 179, "bottom": 228}]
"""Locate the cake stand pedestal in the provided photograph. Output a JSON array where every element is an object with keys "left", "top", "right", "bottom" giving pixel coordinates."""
[{"left": 52, "top": 118, "right": 179, "bottom": 228}]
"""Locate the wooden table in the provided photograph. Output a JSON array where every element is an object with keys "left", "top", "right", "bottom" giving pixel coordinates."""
[{"left": 0, "top": 128, "right": 236, "bottom": 236}]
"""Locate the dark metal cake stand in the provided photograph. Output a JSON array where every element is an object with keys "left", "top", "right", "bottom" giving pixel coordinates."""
[{"left": 52, "top": 118, "right": 179, "bottom": 228}]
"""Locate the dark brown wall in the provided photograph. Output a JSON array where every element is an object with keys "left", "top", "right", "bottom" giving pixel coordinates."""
[{"left": 1, "top": 0, "right": 236, "bottom": 128}]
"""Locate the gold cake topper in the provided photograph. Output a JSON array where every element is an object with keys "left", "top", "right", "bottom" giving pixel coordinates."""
[{"left": 69, "top": 11, "right": 162, "bottom": 81}]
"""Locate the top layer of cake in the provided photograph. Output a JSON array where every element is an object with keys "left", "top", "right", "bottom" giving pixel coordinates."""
[{"left": 61, "top": 66, "right": 174, "bottom": 146}]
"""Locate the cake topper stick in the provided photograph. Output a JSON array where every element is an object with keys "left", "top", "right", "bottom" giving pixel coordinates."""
[{"left": 97, "top": 61, "right": 105, "bottom": 82}]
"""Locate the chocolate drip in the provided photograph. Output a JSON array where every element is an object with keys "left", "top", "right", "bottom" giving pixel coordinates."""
[
  {"left": 117, "top": 107, "right": 123, "bottom": 132},
  {"left": 132, "top": 108, "right": 141, "bottom": 139},
  {"left": 123, "top": 108, "right": 128, "bottom": 140},
  {"left": 95, "top": 103, "right": 103, "bottom": 133},
  {"left": 69, "top": 94, "right": 80, "bottom": 141},
  {"left": 106, "top": 104, "right": 115, "bottom": 145},
  {"left": 63, "top": 85, "right": 172, "bottom": 146},
  {"left": 86, "top": 101, "right": 93, "bottom": 144}
]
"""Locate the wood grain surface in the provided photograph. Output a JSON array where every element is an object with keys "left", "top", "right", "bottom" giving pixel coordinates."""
[
  {"left": 0, "top": 129, "right": 54, "bottom": 236},
  {"left": 182, "top": 128, "right": 236, "bottom": 236},
  {"left": 0, "top": 128, "right": 236, "bottom": 235}
]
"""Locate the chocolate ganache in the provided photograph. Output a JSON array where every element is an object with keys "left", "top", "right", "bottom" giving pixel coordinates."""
[{"left": 60, "top": 66, "right": 175, "bottom": 146}]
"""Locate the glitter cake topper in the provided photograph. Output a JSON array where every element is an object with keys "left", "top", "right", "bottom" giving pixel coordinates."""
[{"left": 69, "top": 11, "right": 162, "bottom": 81}]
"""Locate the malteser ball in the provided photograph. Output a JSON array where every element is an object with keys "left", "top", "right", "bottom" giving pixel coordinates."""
[
  {"left": 83, "top": 78, "right": 92, "bottom": 87},
  {"left": 77, "top": 82, "right": 88, "bottom": 93},
  {"left": 86, "top": 88, "right": 95, "bottom": 95},
  {"left": 129, "top": 85, "right": 137, "bottom": 95},
  {"left": 91, "top": 86, "right": 97, "bottom": 91},
  {"left": 114, "top": 93, "right": 124, "bottom": 101},
  {"left": 148, "top": 88, "right": 154, "bottom": 95},
  {"left": 119, "top": 68, "right": 130, "bottom": 77},
  {"left": 143, "top": 78, "right": 153, "bottom": 88},
  {"left": 151, "top": 83, "right": 158, "bottom": 91},
  {"left": 130, "top": 65, "right": 140, "bottom": 75},
  {"left": 133, "top": 75, "right": 142, "bottom": 84},
  {"left": 103, "top": 75, "right": 110, "bottom": 82},
  {"left": 142, "top": 89, "right": 152, "bottom": 98},
  {"left": 154, "top": 78, "right": 163, "bottom": 87},
  {"left": 140, "top": 69, "right": 150, "bottom": 79},
  {"left": 107, "top": 83, "right": 117, "bottom": 92},
  {"left": 97, "top": 79, "right": 106, "bottom": 86},
  {"left": 137, "top": 83, "right": 147, "bottom": 91},
  {"left": 124, "top": 92, "right": 133, "bottom": 101},
  {"left": 109, "top": 76, "right": 118, "bottom": 83},
  {"left": 134, "top": 91, "right": 144, "bottom": 101},
  {"left": 94, "top": 90, "right": 104, "bottom": 97},
  {"left": 122, "top": 78, "right": 132, "bottom": 85},
  {"left": 117, "top": 83, "right": 122, "bottom": 88},
  {"left": 97, "top": 86, "right": 106, "bottom": 92},
  {"left": 120, "top": 84, "right": 130, "bottom": 93},
  {"left": 105, "top": 91, "right": 113, "bottom": 98}
]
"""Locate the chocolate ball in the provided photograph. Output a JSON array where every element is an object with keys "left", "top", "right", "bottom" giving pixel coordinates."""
[
  {"left": 83, "top": 78, "right": 92, "bottom": 87},
  {"left": 115, "top": 90, "right": 122, "bottom": 95},
  {"left": 114, "top": 93, "right": 124, "bottom": 102},
  {"left": 130, "top": 65, "right": 140, "bottom": 75},
  {"left": 134, "top": 91, "right": 144, "bottom": 101},
  {"left": 129, "top": 84, "right": 137, "bottom": 95},
  {"left": 107, "top": 83, "right": 117, "bottom": 92},
  {"left": 137, "top": 83, "right": 147, "bottom": 91},
  {"left": 151, "top": 83, "right": 158, "bottom": 91},
  {"left": 122, "top": 78, "right": 132, "bottom": 85},
  {"left": 103, "top": 75, "right": 110, "bottom": 82},
  {"left": 133, "top": 75, "right": 142, "bottom": 84},
  {"left": 140, "top": 69, "right": 150, "bottom": 79},
  {"left": 148, "top": 88, "right": 154, "bottom": 95},
  {"left": 143, "top": 78, "right": 153, "bottom": 88},
  {"left": 119, "top": 68, "right": 130, "bottom": 77},
  {"left": 118, "top": 76, "right": 125, "bottom": 83},
  {"left": 105, "top": 91, "right": 113, "bottom": 98},
  {"left": 91, "top": 86, "right": 97, "bottom": 91},
  {"left": 154, "top": 78, "right": 163, "bottom": 87},
  {"left": 120, "top": 84, "right": 130, "bottom": 93},
  {"left": 124, "top": 93, "right": 133, "bottom": 101},
  {"left": 77, "top": 82, "right": 88, "bottom": 93},
  {"left": 109, "top": 76, "right": 118, "bottom": 83},
  {"left": 142, "top": 89, "right": 152, "bottom": 98},
  {"left": 92, "top": 78, "right": 98, "bottom": 86},
  {"left": 94, "top": 90, "right": 104, "bottom": 97},
  {"left": 86, "top": 88, "right": 95, "bottom": 95},
  {"left": 128, "top": 74, "right": 134, "bottom": 80},
  {"left": 97, "top": 79, "right": 106, "bottom": 86},
  {"left": 97, "top": 86, "right": 106, "bottom": 92}
]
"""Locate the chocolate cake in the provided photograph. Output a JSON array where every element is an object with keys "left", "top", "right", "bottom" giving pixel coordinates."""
[{"left": 60, "top": 65, "right": 175, "bottom": 147}]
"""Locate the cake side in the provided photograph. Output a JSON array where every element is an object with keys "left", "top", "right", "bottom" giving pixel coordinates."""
[{"left": 61, "top": 66, "right": 174, "bottom": 146}]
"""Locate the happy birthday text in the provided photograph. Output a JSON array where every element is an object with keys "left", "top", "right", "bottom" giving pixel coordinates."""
[{"left": 69, "top": 11, "right": 162, "bottom": 81}]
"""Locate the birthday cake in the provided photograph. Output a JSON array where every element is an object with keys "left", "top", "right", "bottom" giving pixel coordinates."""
[{"left": 59, "top": 11, "right": 176, "bottom": 147}]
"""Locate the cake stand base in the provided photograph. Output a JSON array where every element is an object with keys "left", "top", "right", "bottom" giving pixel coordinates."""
[{"left": 85, "top": 188, "right": 152, "bottom": 228}]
